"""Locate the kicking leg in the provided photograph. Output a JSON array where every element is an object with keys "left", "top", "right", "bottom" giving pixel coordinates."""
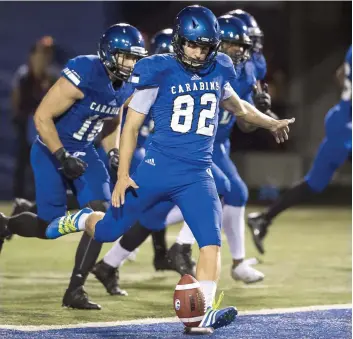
[
  {"left": 168, "top": 163, "right": 230, "bottom": 276},
  {"left": 173, "top": 176, "right": 237, "bottom": 330}
]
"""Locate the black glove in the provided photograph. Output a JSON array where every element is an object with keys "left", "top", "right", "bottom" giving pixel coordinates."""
[
  {"left": 54, "top": 147, "right": 87, "bottom": 180},
  {"left": 253, "top": 83, "right": 271, "bottom": 113},
  {"left": 108, "top": 148, "right": 119, "bottom": 172}
]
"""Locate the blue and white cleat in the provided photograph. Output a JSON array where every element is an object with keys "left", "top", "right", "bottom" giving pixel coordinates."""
[
  {"left": 198, "top": 306, "right": 238, "bottom": 330},
  {"left": 197, "top": 292, "right": 238, "bottom": 330},
  {"left": 45, "top": 207, "right": 93, "bottom": 239}
]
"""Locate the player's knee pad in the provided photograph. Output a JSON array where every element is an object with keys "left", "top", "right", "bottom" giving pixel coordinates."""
[
  {"left": 224, "top": 177, "right": 249, "bottom": 207},
  {"left": 85, "top": 200, "right": 110, "bottom": 212}
]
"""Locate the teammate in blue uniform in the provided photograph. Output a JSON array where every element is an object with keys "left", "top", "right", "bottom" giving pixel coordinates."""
[
  {"left": 0, "top": 24, "right": 147, "bottom": 309},
  {"left": 41, "top": 5, "right": 293, "bottom": 330},
  {"left": 91, "top": 31, "right": 176, "bottom": 291},
  {"left": 228, "top": 9, "right": 266, "bottom": 82},
  {"left": 248, "top": 46, "right": 352, "bottom": 254},
  {"left": 227, "top": 9, "right": 276, "bottom": 118}
]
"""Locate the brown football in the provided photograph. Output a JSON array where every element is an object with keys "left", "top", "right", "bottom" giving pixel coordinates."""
[{"left": 173, "top": 274, "right": 206, "bottom": 327}]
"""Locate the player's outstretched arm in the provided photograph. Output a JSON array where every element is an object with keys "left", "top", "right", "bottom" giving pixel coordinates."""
[
  {"left": 111, "top": 108, "right": 145, "bottom": 208},
  {"left": 222, "top": 92, "right": 295, "bottom": 143},
  {"left": 34, "top": 76, "right": 84, "bottom": 153},
  {"left": 240, "top": 100, "right": 295, "bottom": 143}
]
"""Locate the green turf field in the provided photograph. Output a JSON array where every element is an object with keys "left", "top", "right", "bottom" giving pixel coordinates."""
[{"left": 0, "top": 204, "right": 351, "bottom": 326}]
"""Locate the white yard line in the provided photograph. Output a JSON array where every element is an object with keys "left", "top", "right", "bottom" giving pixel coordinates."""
[{"left": 0, "top": 304, "right": 350, "bottom": 331}]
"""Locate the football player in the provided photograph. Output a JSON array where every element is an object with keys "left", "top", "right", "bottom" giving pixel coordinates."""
[
  {"left": 168, "top": 15, "right": 268, "bottom": 283},
  {"left": 247, "top": 46, "right": 352, "bottom": 254},
  {"left": 0, "top": 24, "right": 147, "bottom": 309}
]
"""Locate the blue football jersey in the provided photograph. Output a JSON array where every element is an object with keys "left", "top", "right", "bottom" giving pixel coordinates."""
[
  {"left": 130, "top": 53, "right": 237, "bottom": 166},
  {"left": 251, "top": 52, "right": 267, "bottom": 81},
  {"left": 215, "top": 60, "right": 257, "bottom": 143},
  {"left": 55, "top": 55, "right": 133, "bottom": 152}
]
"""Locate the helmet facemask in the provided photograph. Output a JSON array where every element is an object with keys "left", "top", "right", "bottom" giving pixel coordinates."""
[
  {"left": 172, "top": 34, "right": 220, "bottom": 72},
  {"left": 247, "top": 27, "right": 264, "bottom": 53},
  {"left": 99, "top": 45, "right": 147, "bottom": 82},
  {"left": 219, "top": 39, "right": 252, "bottom": 65}
]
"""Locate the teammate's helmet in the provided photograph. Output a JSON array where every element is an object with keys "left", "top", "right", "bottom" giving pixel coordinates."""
[
  {"left": 227, "top": 9, "right": 263, "bottom": 52},
  {"left": 151, "top": 28, "right": 173, "bottom": 54},
  {"left": 172, "top": 5, "right": 221, "bottom": 71},
  {"left": 218, "top": 15, "right": 252, "bottom": 65},
  {"left": 98, "top": 23, "right": 148, "bottom": 81}
]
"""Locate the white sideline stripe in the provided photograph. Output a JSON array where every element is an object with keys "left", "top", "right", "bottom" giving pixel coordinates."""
[
  {"left": 0, "top": 304, "right": 350, "bottom": 332},
  {"left": 179, "top": 315, "right": 204, "bottom": 322},
  {"left": 175, "top": 282, "right": 200, "bottom": 290}
]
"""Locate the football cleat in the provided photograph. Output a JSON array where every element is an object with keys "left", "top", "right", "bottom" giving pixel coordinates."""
[
  {"left": 231, "top": 261, "right": 265, "bottom": 284},
  {"left": 62, "top": 286, "right": 101, "bottom": 310},
  {"left": 199, "top": 306, "right": 238, "bottom": 329},
  {"left": 247, "top": 212, "right": 271, "bottom": 254},
  {"left": 91, "top": 260, "right": 128, "bottom": 296},
  {"left": 0, "top": 212, "right": 11, "bottom": 248},
  {"left": 167, "top": 243, "right": 195, "bottom": 277},
  {"left": 243, "top": 257, "right": 261, "bottom": 266},
  {"left": 45, "top": 207, "right": 93, "bottom": 239},
  {"left": 153, "top": 253, "right": 173, "bottom": 271}
]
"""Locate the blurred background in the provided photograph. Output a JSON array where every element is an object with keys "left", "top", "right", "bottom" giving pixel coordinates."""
[{"left": 0, "top": 1, "right": 351, "bottom": 203}]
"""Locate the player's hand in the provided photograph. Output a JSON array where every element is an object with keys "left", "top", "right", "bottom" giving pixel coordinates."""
[
  {"left": 253, "top": 83, "right": 271, "bottom": 113},
  {"left": 108, "top": 148, "right": 119, "bottom": 172},
  {"left": 112, "top": 174, "right": 139, "bottom": 208},
  {"left": 270, "top": 118, "right": 295, "bottom": 143},
  {"left": 54, "top": 147, "right": 87, "bottom": 180}
]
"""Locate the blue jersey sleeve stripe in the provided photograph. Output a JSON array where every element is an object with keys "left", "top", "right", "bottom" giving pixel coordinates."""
[{"left": 62, "top": 70, "right": 81, "bottom": 86}]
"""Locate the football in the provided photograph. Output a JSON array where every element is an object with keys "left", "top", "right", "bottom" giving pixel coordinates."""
[{"left": 173, "top": 274, "right": 206, "bottom": 327}]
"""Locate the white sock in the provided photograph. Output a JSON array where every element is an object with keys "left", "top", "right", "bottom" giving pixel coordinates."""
[
  {"left": 176, "top": 221, "right": 196, "bottom": 245},
  {"left": 223, "top": 205, "right": 245, "bottom": 260},
  {"left": 103, "top": 240, "right": 131, "bottom": 268},
  {"left": 77, "top": 212, "right": 90, "bottom": 231},
  {"left": 199, "top": 280, "right": 217, "bottom": 309},
  {"left": 165, "top": 206, "right": 184, "bottom": 225}
]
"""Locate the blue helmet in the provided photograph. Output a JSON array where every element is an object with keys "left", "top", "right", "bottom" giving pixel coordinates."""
[
  {"left": 172, "top": 5, "right": 221, "bottom": 71},
  {"left": 151, "top": 28, "right": 173, "bottom": 54},
  {"left": 218, "top": 15, "right": 252, "bottom": 65},
  {"left": 227, "top": 9, "right": 264, "bottom": 52},
  {"left": 98, "top": 23, "right": 148, "bottom": 81}
]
